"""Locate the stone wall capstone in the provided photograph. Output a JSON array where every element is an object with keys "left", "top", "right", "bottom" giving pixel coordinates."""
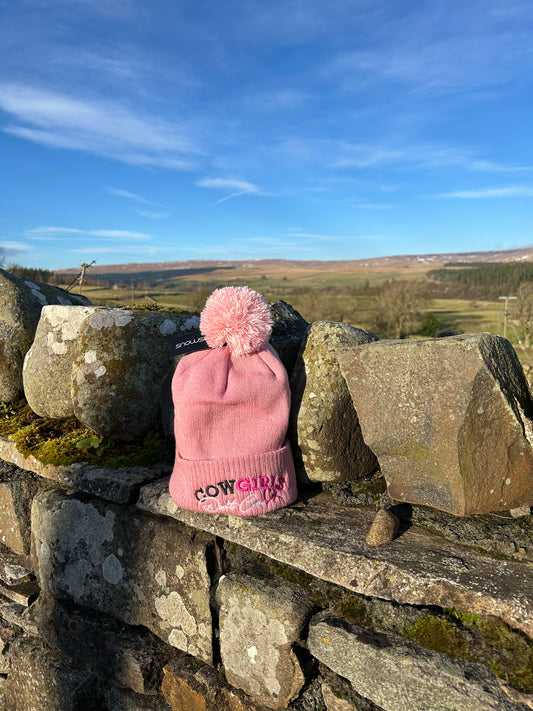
[{"left": 0, "top": 270, "right": 90, "bottom": 402}]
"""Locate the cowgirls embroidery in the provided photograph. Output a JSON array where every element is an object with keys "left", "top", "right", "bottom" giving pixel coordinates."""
[{"left": 168, "top": 286, "right": 298, "bottom": 517}]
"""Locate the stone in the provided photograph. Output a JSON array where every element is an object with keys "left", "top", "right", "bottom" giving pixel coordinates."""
[
  {"left": 0, "top": 463, "right": 43, "bottom": 555},
  {"left": 216, "top": 571, "right": 313, "bottom": 710},
  {"left": 0, "top": 268, "right": 90, "bottom": 402},
  {"left": 104, "top": 684, "right": 172, "bottom": 711},
  {"left": 339, "top": 333, "right": 533, "bottom": 516},
  {"left": 290, "top": 321, "right": 379, "bottom": 484},
  {"left": 321, "top": 683, "right": 361, "bottom": 711},
  {"left": 162, "top": 658, "right": 267, "bottom": 711},
  {"left": 0, "top": 579, "right": 38, "bottom": 606},
  {"left": 0, "top": 600, "right": 40, "bottom": 636},
  {"left": 0, "top": 545, "right": 33, "bottom": 585},
  {"left": 139, "top": 482, "right": 533, "bottom": 638},
  {"left": 510, "top": 507, "right": 531, "bottom": 518},
  {"left": 32, "top": 594, "right": 178, "bottom": 695},
  {"left": 71, "top": 308, "right": 199, "bottom": 440},
  {"left": 0, "top": 436, "right": 167, "bottom": 504},
  {"left": 0, "top": 627, "right": 14, "bottom": 674},
  {"left": 365, "top": 509, "right": 400, "bottom": 547},
  {"left": 4, "top": 635, "right": 102, "bottom": 711},
  {"left": 308, "top": 618, "right": 526, "bottom": 711},
  {"left": 269, "top": 300, "right": 308, "bottom": 377},
  {"left": 32, "top": 488, "right": 214, "bottom": 661},
  {"left": 23, "top": 304, "right": 99, "bottom": 418}
]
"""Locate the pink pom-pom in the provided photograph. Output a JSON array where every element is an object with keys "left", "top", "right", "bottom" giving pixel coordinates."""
[{"left": 200, "top": 286, "right": 272, "bottom": 356}]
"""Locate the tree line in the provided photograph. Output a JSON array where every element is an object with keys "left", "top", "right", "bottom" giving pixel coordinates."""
[{"left": 428, "top": 262, "right": 533, "bottom": 299}]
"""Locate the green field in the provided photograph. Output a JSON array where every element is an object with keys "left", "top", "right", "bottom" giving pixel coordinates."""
[{"left": 75, "top": 258, "right": 533, "bottom": 377}]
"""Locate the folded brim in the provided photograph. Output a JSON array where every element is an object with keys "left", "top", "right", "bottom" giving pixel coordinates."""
[{"left": 169, "top": 440, "right": 297, "bottom": 516}]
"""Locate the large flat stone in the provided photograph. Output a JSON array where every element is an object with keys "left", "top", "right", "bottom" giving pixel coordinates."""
[
  {"left": 339, "top": 333, "right": 533, "bottom": 515},
  {"left": 289, "top": 321, "right": 379, "bottom": 483},
  {"left": 138, "top": 481, "right": 533, "bottom": 638},
  {"left": 0, "top": 436, "right": 167, "bottom": 504},
  {"left": 308, "top": 618, "right": 526, "bottom": 711},
  {"left": 32, "top": 489, "right": 214, "bottom": 661},
  {"left": 216, "top": 572, "right": 313, "bottom": 709},
  {"left": 0, "top": 269, "right": 90, "bottom": 402}
]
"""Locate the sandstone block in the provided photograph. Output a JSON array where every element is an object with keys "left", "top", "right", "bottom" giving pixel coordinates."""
[
  {"left": 290, "top": 321, "right": 379, "bottom": 483},
  {"left": 71, "top": 309, "right": 199, "bottom": 439},
  {"left": 162, "top": 657, "right": 267, "bottom": 711},
  {"left": 0, "top": 269, "right": 90, "bottom": 402},
  {"left": 0, "top": 461, "right": 43, "bottom": 555},
  {"left": 216, "top": 571, "right": 313, "bottom": 710},
  {"left": 339, "top": 333, "right": 533, "bottom": 515},
  {"left": 269, "top": 300, "right": 308, "bottom": 377},
  {"left": 32, "top": 595, "right": 178, "bottom": 695},
  {"left": 32, "top": 489, "right": 214, "bottom": 661},
  {"left": 23, "top": 304, "right": 99, "bottom": 418},
  {"left": 309, "top": 618, "right": 525, "bottom": 711},
  {"left": 4, "top": 635, "right": 101, "bottom": 711}
]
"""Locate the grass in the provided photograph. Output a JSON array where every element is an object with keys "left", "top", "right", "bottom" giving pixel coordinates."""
[{"left": 72, "top": 262, "right": 533, "bottom": 376}]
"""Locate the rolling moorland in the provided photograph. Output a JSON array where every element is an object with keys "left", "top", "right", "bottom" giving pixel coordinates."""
[{"left": 49, "top": 246, "right": 533, "bottom": 376}]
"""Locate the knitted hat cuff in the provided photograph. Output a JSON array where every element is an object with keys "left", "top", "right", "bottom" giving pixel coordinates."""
[{"left": 169, "top": 440, "right": 297, "bottom": 516}]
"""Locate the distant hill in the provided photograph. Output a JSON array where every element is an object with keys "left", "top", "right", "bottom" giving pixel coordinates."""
[{"left": 54, "top": 247, "right": 533, "bottom": 278}]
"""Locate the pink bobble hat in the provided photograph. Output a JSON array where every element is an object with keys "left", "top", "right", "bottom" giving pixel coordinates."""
[{"left": 169, "top": 286, "right": 298, "bottom": 516}]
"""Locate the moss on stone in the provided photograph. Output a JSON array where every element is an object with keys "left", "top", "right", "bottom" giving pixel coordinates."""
[
  {"left": 446, "top": 608, "right": 533, "bottom": 692},
  {"left": 402, "top": 616, "right": 470, "bottom": 658},
  {"left": 0, "top": 399, "right": 171, "bottom": 469},
  {"left": 336, "top": 596, "right": 372, "bottom": 627}
]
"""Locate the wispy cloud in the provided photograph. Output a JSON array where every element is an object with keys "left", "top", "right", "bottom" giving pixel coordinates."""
[
  {"left": 106, "top": 187, "right": 169, "bottom": 207},
  {"left": 438, "top": 186, "right": 533, "bottom": 199},
  {"left": 69, "top": 245, "right": 163, "bottom": 255},
  {"left": 195, "top": 177, "right": 267, "bottom": 204},
  {"left": 0, "top": 84, "right": 201, "bottom": 170},
  {"left": 136, "top": 210, "right": 170, "bottom": 219},
  {"left": 26, "top": 226, "right": 152, "bottom": 239}
]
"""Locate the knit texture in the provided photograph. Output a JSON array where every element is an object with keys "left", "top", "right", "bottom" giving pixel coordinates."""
[{"left": 169, "top": 286, "right": 297, "bottom": 516}]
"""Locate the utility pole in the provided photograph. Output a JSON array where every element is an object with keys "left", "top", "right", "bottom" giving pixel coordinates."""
[{"left": 499, "top": 295, "right": 517, "bottom": 339}]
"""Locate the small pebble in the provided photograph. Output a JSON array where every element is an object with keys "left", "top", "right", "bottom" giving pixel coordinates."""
[
  {"left": 366, "top": 509, "right": 400, "bottom": 547},
  {"left": 510, "top": 507, "right": 531, "bottom": 518}
]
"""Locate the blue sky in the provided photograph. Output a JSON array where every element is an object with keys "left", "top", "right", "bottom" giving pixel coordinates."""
[{"left": 1, "top": 0, "right": 533, "bottom": 270}]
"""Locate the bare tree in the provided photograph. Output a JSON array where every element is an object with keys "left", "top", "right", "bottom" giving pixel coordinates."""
[
  {"left": 514, "top": 282, "right": 533, "bottom": 347},
  {"left": 373, "top": 280, "right": 430, "bottom": 339}
]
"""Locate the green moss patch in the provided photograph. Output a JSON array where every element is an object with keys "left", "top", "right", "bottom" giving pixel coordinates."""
[
  {"left": 0, "top": 400, "right": 171, "bottom": 469},
  {"left": 402, "top": 616, "right": 470, "bottom": 658}
]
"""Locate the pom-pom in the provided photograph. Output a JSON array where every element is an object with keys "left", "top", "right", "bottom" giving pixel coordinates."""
[{"left": 200, "top": 286, "right": 272, "bottom": 356}]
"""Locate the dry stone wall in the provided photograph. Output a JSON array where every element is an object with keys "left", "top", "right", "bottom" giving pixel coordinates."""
[{"left": 0, "top": 278, "right": 531, "bottom": 710}]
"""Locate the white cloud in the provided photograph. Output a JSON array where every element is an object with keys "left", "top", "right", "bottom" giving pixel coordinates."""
[
  {"left": 25, "top": 226, "right": 152, "bottom": 239},
  {"left": 0, "top": 84, "right": 200, "bottom": 170},
  {"left": 195, "top": 177, "right": 266, "bottom": 204},
  {"left": 107, "top": 187, "right": 169, "bottom": 207},
  {"left": 438, "top": 186, "right": 533, "bottom": 198}
]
